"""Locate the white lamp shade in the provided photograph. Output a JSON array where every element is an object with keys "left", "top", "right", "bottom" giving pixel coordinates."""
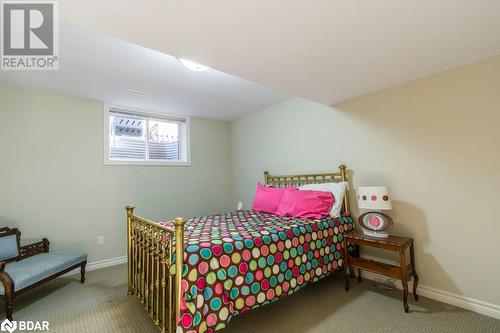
[{"left": 357, "top": 186, "right": 392, "bottom": 210}]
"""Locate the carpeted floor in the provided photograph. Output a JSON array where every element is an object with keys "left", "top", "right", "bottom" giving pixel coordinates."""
[{"left": 2, "top": 264, "right": 499, "bottom": 332}]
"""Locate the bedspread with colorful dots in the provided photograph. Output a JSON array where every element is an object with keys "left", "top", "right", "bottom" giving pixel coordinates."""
[{"left": 160, "top": 210, "right": 353, "bottom": 333}]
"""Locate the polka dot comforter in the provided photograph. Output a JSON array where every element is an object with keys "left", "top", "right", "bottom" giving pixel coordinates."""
[{"left": 160, "top": 210, "right": 354, "bottom": 333}]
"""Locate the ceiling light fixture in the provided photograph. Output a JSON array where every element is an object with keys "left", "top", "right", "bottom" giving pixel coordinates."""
[
  {"left": 179, "top": 58, "right": 210, "bottom": 72},
  {"left": 127, "top": 90, "right": 151, "bottom": 98}
]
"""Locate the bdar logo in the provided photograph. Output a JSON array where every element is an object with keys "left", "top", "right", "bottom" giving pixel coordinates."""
[{"left": 0, "top": 319, "right": 17, "bottom": 333}]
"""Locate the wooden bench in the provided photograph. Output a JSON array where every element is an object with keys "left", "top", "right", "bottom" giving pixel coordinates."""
[{"left": 0, "top": 227, "right": 87, "bottom": 320}]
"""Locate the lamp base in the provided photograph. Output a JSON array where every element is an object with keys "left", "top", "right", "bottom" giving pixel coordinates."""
[{"left": 360, "top": 227, "right": 389, "bottom": 238}]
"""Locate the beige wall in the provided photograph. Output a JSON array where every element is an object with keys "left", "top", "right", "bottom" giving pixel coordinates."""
[
  {"left": 230, "top": 55, "right": 500, "bottom": 306},
  {"left": 0, "top": 86, "right": 233, "bottom": 263}
]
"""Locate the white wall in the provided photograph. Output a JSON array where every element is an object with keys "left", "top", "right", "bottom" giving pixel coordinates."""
[
  {"left": 2, "top": 55, "right": 500, "bottom": 311},
  {"left": 230, "top": 56, "right": 500, "bottom": 307},
  {"left": 0, "top": 86, "right": 233, "bottom": 263}
]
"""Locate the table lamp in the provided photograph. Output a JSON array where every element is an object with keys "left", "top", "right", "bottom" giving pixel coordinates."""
[{"left": 357, "top": 186, "right": 393, "bottom": 238}]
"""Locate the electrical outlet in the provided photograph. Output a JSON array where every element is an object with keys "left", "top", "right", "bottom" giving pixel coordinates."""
[{"left": 97, "top": 235, "right": 105, "bottom": 246}]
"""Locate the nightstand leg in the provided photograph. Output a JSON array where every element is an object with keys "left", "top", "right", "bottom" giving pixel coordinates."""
[
  {"left": 400, "top": 249, "right": 409, "bottom": 313},
  {"left": 412, "top": 272, "right": 419, "bottom": 301},
  {"left": 343, "top": 238, "right": 350, "bottom": 291},
  {"left": 402, "top": 279, "right": 409, "bottom": 313},
  {"left": 343, "top": 265, "right": 350, "bottom": 291},
  {"left": 410, "top": 244, "right": 419, "bottom": 301},
  {"left": 357, "top": 268, "right": 362, "bottom": 283}
]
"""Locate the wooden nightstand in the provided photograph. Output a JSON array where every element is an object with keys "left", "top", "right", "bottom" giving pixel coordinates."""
[{"left": 343, "top": 231, "right": 419, "bottom": 313}]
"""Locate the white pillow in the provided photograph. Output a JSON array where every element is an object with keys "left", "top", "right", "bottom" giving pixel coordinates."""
[{"left": 298, "top": 182, "right": 348, "bottom": 218}]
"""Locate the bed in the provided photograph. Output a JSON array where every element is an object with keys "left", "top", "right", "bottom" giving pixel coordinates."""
[{"left": 126, "top": 165, "right": 354, "bottom": 333}]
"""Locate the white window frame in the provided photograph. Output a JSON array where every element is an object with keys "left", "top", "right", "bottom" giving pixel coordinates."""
[{"left": 104, "top": 104, "right": 191, "bottom": 166}]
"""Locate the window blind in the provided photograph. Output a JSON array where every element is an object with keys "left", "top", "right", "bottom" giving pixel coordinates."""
[{"left": 108, "top": 108, "right": 183, "bottom": 161}]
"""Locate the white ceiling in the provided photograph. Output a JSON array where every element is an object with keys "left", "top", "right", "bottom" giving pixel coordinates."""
[
  {"left": 62, "top": 0, "right": 500, "bottom": 105},
  {"left": 0, "top": 24, "right": 289, "bottom": 120}
]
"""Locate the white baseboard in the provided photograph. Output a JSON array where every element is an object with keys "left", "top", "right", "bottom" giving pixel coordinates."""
[
  {"left": 62, "top": 255, "right": 127, "bottom": 277},
  {"left": 86, "top": 255, "right": 128, "bottom": 271},
  {"left": 357, "top": 267, "right": 500, "bottom": 320}
]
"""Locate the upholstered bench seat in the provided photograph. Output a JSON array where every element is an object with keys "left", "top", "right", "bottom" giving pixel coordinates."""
[
  {"left": 0, "top": 227, "right": 87, "bottom": 320},
  {"left": 0, "top": 252, "right": 87, "bottom": 295}
]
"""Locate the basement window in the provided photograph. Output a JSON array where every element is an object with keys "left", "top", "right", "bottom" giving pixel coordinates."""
[{"left": 104, "top": 105, "right": 190, "bottom": 166}]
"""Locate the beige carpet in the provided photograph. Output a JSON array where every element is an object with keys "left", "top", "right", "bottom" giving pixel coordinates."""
[{"left": 2, "top": 264, "right": 499, "bottom": 332}]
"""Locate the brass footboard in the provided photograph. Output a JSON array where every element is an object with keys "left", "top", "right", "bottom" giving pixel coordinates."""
[{"left": 126, "top": 206, "right": 186, "bottom": 333}]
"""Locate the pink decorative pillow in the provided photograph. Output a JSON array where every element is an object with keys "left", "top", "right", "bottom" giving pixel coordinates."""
[
  {"left": 252, "top": 183, "right": 297, "bottom": 214},
  {"left": 276, "top": 189, "right": 334, "bottom": 219}
]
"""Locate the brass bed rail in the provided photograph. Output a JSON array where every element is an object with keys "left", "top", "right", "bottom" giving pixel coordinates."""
[
  {"left": 126, "top": 206, "right": 185, "bottom": 333},
  {"left": 126, "top": 165, "right": 350, "bottom": 332}
]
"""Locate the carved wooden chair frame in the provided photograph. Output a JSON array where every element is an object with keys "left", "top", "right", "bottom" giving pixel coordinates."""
[{"left": 0, "top": 227, "right": 86, "bottom": 320}]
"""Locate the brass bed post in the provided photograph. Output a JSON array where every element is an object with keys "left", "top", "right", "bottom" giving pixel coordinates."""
[
  {"left": 264, "top": 171, "right": 270, "bottom": 186},
  {"left": 339, "top": 165, "right": 350, "bottom": 214},
  {"left": 173, "top": 217, "right": 186, "bottom": 325},
  {"left": 126, "top": 205, "right": 135, "bottom": 295}
]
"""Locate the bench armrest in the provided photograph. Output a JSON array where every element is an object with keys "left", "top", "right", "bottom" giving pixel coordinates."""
[
  {"left": 0, "top": 261, "right": 14, "bottom": 298},
  {"left": 19, "top": 238, "right": 50, "bottom": 260}
]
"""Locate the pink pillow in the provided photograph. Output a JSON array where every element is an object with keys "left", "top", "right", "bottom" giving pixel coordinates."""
[
  {"left": 276, "top": 189, "right": 334, "bottom": 219},
  {"left": 252, "top": 183, "right": 297, "bottom": 214}
]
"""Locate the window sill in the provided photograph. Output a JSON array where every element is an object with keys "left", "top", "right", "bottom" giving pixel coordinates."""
[{"left": 104, "top": 160, "right": 191, "bottom": 166}]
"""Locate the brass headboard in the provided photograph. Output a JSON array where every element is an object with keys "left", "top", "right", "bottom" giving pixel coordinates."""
[{"left": 263, "top": 165, "right": 349, "bottom": 214}]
